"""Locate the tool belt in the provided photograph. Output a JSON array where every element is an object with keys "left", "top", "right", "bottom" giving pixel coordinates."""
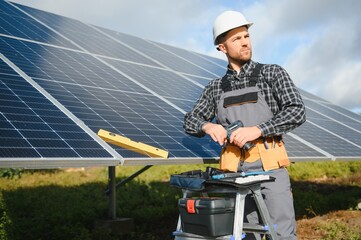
[{"left": 220, "top": 137, "right": 290, "bottom": 172}]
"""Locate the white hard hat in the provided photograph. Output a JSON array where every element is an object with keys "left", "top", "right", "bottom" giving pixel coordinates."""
[{"left": 213, "top": 11, "right": 253, "bottom": 45}]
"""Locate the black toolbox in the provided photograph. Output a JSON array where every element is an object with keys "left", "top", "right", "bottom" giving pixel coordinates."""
[{"left": 178, "top": 197, "right": 235, "bottom": 237}]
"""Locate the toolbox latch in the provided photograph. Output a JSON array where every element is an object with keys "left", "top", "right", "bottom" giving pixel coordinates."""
[{"left": 186, "top": 199, "right": 196, "bottom": 214}]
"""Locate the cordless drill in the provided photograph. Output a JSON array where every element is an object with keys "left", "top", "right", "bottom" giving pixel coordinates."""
[{"left": 226, "top": 120, "right": 255, "bottom": 151}]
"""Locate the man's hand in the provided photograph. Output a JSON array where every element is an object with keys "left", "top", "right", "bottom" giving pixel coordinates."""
[
  {"left": 202, "top": 122, "right": 227, "bottom": 145},
  {"left": 229, "top": 126, "right": 262, "bottom": 148}
]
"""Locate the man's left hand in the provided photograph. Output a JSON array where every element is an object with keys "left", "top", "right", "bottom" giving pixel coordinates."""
[{"left": 229, "top": 126, "right": 262, "bottom": 148}]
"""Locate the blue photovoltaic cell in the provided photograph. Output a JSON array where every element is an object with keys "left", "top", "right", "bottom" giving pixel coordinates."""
[
  {"left": 12, "top": 2, "right": 162, "bottom": 67},
  {"left": 54, "top": 83, "right": 220, "bottom": 158},
  {"left": 0, "top": 1, "right": 79, "bottom": 49},
  {"left": 291, "top": 121, "right": 361, "bottom": 157},
  {"left": 0, "top": 0, "right": 23, "bottom": 15},
  {"left": 305, "top": 107, "right": 361, "bottom": 146},
  {"left": 304, "top": 99, "right": 361, "bottom": 126},
  {"left": 102, "top": 58, "right": 205, "bottom": 101},
  {"left": 140, "top": 43, "right": 219, "bottom": 78},
  {"left": 164, "top": 98, "right": 198, "bottom": 113},
  {"left": 194, "top": 52, "right": 229, "bottom": 72},
  {"left": 185, "top": 75, "right": 212, "bottom": 88},
  {"left": 298, "top": 88, "right": 330, "bottom": 102},
  {"left": 97, "top": 26, "right": 220, "bottom": 78},
  {"left": 0, "top": 36, "right": 150, "bottom": 94},
  {"left": 152, "top": 41, "right": 226, "bottom": 77},
  {"left": 283, "top": 134, "right": 325, "bottom": 158},
  {"left": 0, "top": 58, "right": 113, "bottom": 159}
]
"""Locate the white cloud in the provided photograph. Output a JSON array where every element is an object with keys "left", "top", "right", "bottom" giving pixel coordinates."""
[
  {"left": 243, "top": 0, "right": 361, "bottom": 112},
  {"left": 326, "top": 63, "right": 361, "bottom": 107}
]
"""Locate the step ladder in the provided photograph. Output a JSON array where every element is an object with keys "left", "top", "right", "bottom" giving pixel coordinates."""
[{"left": 173, "top": 177, "right": 278, "bottom": 240}]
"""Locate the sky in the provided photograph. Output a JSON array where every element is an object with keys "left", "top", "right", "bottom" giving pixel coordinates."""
[{"left": 10, "top": 0, "right": 361, "bottom": 114}]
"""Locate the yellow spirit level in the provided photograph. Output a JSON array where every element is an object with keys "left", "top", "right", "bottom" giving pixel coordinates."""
[{"left": 97, "top": 129, "right": 169, "bottom": 158}]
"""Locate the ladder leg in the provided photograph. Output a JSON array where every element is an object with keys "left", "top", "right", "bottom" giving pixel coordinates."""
[
  {"left": 175, "top": 190, "right": 189, "bottom": 233},
  {"left": 233, "top": 190, "right": 248, "bottom": 240},
  {"left": 251, "top": 186, "right": 278, "bottom": 240}
]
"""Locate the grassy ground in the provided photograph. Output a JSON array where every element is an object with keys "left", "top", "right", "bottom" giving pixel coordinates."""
[{"left": 0, "top": 161, "right": 361, "bottom": 240}]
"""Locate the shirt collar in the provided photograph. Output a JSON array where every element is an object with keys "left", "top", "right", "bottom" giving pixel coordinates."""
[{"left": 225, "top": 60, "right": 256, "bottom": 78}]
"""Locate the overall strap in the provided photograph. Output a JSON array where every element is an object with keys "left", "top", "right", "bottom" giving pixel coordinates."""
[
  {"left": 249, "top": 63, "right": 264, "bottom": 87},
  {"left": 221, "top": 63, "right": 264, "bottom": 92},
  {"left": 220, "top": 74, "right": 232, "bottom": 92}
]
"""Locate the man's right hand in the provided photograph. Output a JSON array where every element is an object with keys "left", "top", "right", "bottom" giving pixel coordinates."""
[{"left": 202, "top": 122, "right": 227, "bottom": 146}]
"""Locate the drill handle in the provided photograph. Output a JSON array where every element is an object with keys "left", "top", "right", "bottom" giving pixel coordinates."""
[{"left": 226, "top": 120, "right": 244, "bottom": 140}]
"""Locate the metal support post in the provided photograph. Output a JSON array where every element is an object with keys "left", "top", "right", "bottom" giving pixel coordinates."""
[
  {"left": 96, "top": 166, "right": 134, "bottom": 235},
  {"left": 108, "top": 166, "right": 116, "bottom": 219}
]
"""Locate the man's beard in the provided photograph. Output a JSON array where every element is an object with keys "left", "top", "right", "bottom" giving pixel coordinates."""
[
  {"left": 229, "top": 50, "right": 252, "bottom": 66},
  {"left": 239, "top": 49, "right": 252, "bottom": 64}
]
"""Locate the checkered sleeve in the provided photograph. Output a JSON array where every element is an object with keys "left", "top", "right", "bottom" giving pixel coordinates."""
[
  {"left": 257, "top": 65, "right": 306, "bottom": 137},
  {"left": 183, "top": 83, "right": 217, "bottom": 137}
]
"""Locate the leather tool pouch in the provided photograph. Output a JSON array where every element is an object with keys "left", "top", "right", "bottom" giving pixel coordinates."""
[
  {"left": 259, "top": 141, "right": 290, "bottom": 171},
  {"left": 220, "top": 145, "right": 241, "bottom": 172}
]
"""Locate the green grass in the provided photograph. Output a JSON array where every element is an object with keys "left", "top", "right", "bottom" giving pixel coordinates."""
[
  {"left": 0, "top": 161, "right": 361, "bottom": 240},
  {"left": 322, "top": 221, "right": 361, "bottom": 240}
]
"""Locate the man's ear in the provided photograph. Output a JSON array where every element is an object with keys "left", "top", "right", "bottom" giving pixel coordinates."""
[{"left": 217, "top": 44, "right": 226, "bottom": 53}]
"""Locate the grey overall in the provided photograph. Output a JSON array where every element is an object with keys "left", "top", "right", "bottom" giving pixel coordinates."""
[{"left": 216, "top": 64, "right": 297, "bottom": 240}]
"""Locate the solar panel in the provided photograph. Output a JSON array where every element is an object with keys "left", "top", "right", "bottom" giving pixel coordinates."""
[
  {"left": 0, "top": 1, "right": 360, "bottom": 169},
  {"left": 0, "top": 56, "right": 120, "bottom": 168}
]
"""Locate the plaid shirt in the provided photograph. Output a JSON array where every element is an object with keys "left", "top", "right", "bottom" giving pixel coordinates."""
[{"left": 183, "top": 60, "right": 306, "bottom": 137}]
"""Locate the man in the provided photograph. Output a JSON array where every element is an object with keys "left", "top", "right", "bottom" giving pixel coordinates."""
[{"left": 183, "top": 10, "right": 306, "bottom": 240}]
